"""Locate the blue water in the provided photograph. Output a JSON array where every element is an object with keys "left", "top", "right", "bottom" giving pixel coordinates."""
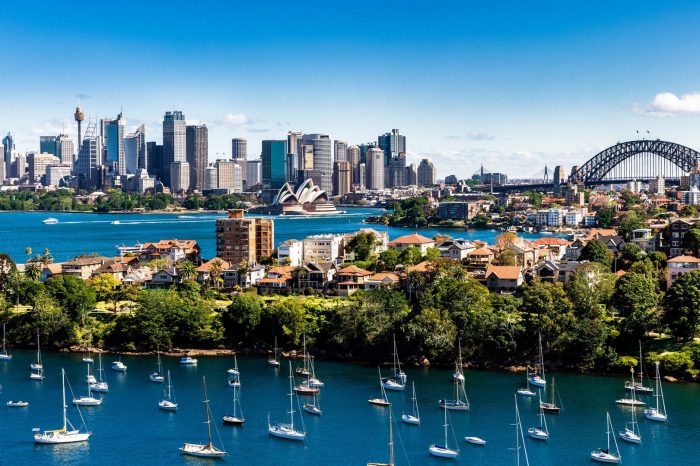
[
  {"left": 0, "top": 352, "right": 697, "bottom": 465},
  {"left": 0, "top": 209, "right": 550, "bottom": 262}
]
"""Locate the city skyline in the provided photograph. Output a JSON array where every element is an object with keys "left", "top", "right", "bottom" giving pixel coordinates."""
[{"left": 3, "top": 1, "right": 700, "bottom": 178}]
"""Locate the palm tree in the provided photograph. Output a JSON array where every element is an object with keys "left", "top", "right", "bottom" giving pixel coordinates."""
[
  {"left": 177, "top": 260, "right": 197, "bottom": 282},
  {"left": 209, "top": 259, "right": 224, "bottom": 289},
  {"left": 24, "top": 262, "right": 41, "bottom": 281},
  {"left": 237, "top": 261, "right": 251, "bottom": 288}
]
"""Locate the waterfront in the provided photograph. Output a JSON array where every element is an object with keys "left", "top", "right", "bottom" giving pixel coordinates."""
[
  {"left": 0, "top": 351, "right": 697, "bottom": 465},
  {"left": 0, "top": 209, "right": 552, "bottom": 262}
]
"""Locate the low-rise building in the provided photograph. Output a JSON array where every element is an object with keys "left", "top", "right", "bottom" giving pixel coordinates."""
[
  {"left": 222, "top": 263, "right": 265, "bottom": 288},
  {"left": 146, "top": 268, "right": 180, "bottom": 289},
  {"left": 196, "top": 258, "right": 231, "bottom": 285},
  {"left": 532, "top": 237, "right": 570, "bottom": 261},
  {"left": 62, "top": 256, "right": 109, "bottom": 280},
  {"left": 387, "top": 233, "right": 435, "bottom": 255},
  {"left": 666, "top": 255, "right": 700, "bottom": 288},
  {"left": 140, "top": 239, "right": 201, "bottom": 264},
  {"left": 365, "top": 272, "right": 401, "bottom": 290},
  {"left": 630, "top": 228, "right": 656, "bottom": 253},
  {"left": 531, "top": 260, "right": 585, "bottom": 283},
  {"left": 485, "top": 265, "right": 523, "bottom": 293},
  {"left": 303, "top": 234, "right": 345, "bottom": 264},
  {"left": 465, "top": 247, "right": 495, "bottom": 268},
  {"left": 437, "top": 238, "right": 476, "bottom": 261},
  {"left": 278, "top": 239, "right": 303, "bottom": 267},
  {"left": 662, "top": 219, "right": 695, "bottom": 258},
  {"left": 335, "top": 264, "right": 373, "bottom": 296}
]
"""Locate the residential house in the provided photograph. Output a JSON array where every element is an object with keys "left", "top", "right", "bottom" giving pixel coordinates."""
[
  {"left": 146, "top": 268, "right": 180, "bottom": 289},
  {"left": 565, "top": 238, "right": 587, "bottom": 261},
  {"left": 257, "top": 265, "right": 295, "bottom": 291},
  {"left": 344, "top": 228, "right": 389, "bottom": 260},
  {"left": 196, "top": 258, "right": 231, "bottom": 285},
  {"left": 365, "top": 272, "right": 401, "bottom": 290},
  {"left": 335, "top": 264, "right": 373, "bottom": 296},
  {"left": 532, "top": 237, "right": 570, "bottom": 261},
  {"left": 666, "top": 255, "right": 700, "bottom": 288},
  {"left": 62, "top": 256, "right": 109, "bottom": 280},
  {"left": 91, "top": 259, "right": 132, "bottom": 282},
  {"left": 630, "top": 228, "right": 656, "bottom": 253},
  {"left": 277, "top": 239, "right": 303, "bottom": 267},
  {"left": 662, "top": 219, "right": 696, "bottom": 258},
  {"left": 437, "top": 238, "right": 476, "bottom": 261},
  {"left": 387, "top": 233, "right": 435, "bottom": 255},
  {"left": 300, "top": 262, "right": 337, "bottom": 290},
  {"left": 122, "top": 268, "right": 152, "bottom": 286},
  {"left": 508, "top": 242, "right": 536, "bottom": 267},
  {"left": 595, "top": 235, "right": 626, "bottom": 255},
  {"left": 531, "top": 260, "right": 585, "bottom": 283},
  {"left": 139, "top": 239, "right": 201, "bottom": 264},
  {"left": 40, "top": 263, "right": 63, "bottom": 282},
  {"left": 222, "top": 263, "right": 265, "bottom": 288},
  {"left": 302, "top": 234, "right": 345, "bottom": 264},
  {"left": 465, "top": 247, "right": 494, "bottom": 269},
  {"left": 484, "top": 265, "right": 523, "bottom": 293}
]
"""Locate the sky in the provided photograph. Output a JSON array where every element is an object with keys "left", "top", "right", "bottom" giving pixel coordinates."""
[{"left": 2, "top": 0, "right": 700, "bottom": 179}]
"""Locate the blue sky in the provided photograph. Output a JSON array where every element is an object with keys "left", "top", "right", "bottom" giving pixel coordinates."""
[{"left": 2, "top": 0, "right": 700, "bottom": 178}]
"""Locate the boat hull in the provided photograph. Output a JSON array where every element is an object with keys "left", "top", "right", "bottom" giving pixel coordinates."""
[
  {"left": 540, "top": 402, "right": 560, "bottom": 414},
  {"left": 429, "top": 445, "right": 459, "bottom": 458},
  {"left": 268, "top": 425, "right": 306, "bottom": 441},
  {"left": 527, "top": 427, "right": 549, "bottom": 440},
  {"left": 528, "top": 376, "right": 546, "bottom": 388},
  {"left": 34, "top": 431, "right": 91, "bottom": 444},
  {"left": 159, "top": 401, "right": 178, "bottom": 411},
  {"left": 222, "top": 415, "right": 244, "bottom": 425},
  {"left": 619, "top": 429, "right": 641, "bottom": 444},
  {"left": 7, "top": 401, "right": 29, "bottom": 407},
  {"left": 517, "top": 388, "right": 536, "bottom": 397},
  {"left": 0, "top": 354, "right": 13, "bottom": 361},
  {"left": 615, "top": 399, "right": 645, "bottom": 407},
  {"left": 368, "top": 398, "right": 391, "bottom": 407},
  {"left": 590, "top": 451, "right": 621, "bottom": 464},
  {"left": 382, "top": 379, "right": 405, "bottom": 391},
  {"left": 401, "top": 414, "right": 419, "bottom": 425},
  {"left": 644, "top": 408, "right": 667, "bottom": 422},
  {"left": 439, "top": 400, "right": 469, "bottom": 411},
  {"left": 179, "top": 443, "right": 226, "bottom": 457},
  {"left": 89, "top": 383, "right": 109, "bottom": 393},
  {"left": 303, "top": 404, "right": 322, "bottom": 416},
  {"left": 72, "top": 397, "right": 102, "bottom": 406},
  {"left": 464, "top": 437, "right": 486, "bottom": 445},
  {"left": 267, "top": 360, "right": 280, "bottom": 367}
]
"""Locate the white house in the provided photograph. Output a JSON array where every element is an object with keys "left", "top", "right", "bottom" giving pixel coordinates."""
[
  {"left": 278, "top": 239, "right": 303, "bottom": 266},
  {"left": 302, "top": 234, "right": 345, "bottom": 264}
]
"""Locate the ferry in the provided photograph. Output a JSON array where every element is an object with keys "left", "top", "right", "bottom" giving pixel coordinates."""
[
  {"left": 116, "top": 242, "right": 143, "bottom": 256},
  {"left": 42, "top": 217, "right": 59, "bottom": 224}
]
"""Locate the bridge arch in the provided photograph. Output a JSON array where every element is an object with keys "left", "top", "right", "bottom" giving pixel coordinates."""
[{"left": 569, "top": 140, "right": 700, "bottom": 184}]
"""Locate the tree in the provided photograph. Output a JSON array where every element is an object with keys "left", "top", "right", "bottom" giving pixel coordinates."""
[
  {"left": 222, "top": 294, "right": 263, "bottom": 343},
  {"left": 45, "top": 275, "right": 97, "bottom": 324},
  {"left": 378, "top": 249, "right": 401, "bottom": 271},
  {"left": 517, "top": 278, "right": 575, "bottom": 348},
  {"left": 663, "top": 271, "right": 700, "bottom": 341},
  {"left": 614, "top": 272, "right": 659, "bottom": 338},
  {"left": 580, "top": 239, "right": 614, "bottom": 269},
  {"left": 595, "top": 208, "right": 615, "bottom": 228},
  {"left": 87, "top": 273, "right": 121, "bottom": 310},
  {"left": 622, "top": 243, "right": 645, "bottom": 263},
  {"left": 617, "top": 212, "right": 647, "bottom": 239},
  {"left": 565, "top": 262, "right": 616, "bottom": 318},
  {"left": 493, "top": 249, "right": 517, "bottom": 266},
  {"left": 495, "top": 232, "right": 518, "bottom": 249},
  {"left": 423, "top": 247, "right": 441, "bottom": 261},
  {"left": 682, "top": 224, "right": 700, "bottom": 256},
  {"left": 405, "top": 307, "right": 457, "bottom": 360},
  {"left": 177, "top": 260, "right": 197, "bottom": 283},
  {"left": 345, "top": 232, "right": 377, "bottom": 261},
  {"left": 398, "top": 246, "right": 422, "bottom": 266}
]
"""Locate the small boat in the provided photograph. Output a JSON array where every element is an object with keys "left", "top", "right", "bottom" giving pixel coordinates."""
[
  {"left": 86, "top": 374, "right": 97, "bottom": 385},
  {"left": 295, "top": 334, "right": 310, "bottom": 376},
  {"left": 464, "top": 436, "right": 486, "bottom": 446},
  {"left": 540, "top": 377, "right": 561, "bottom": 414},
  {"left": 73, "top": 364, "right": 102, "bottom": 406},
  {"left": 268, "top": 361, "right": 306, "bottom": 441},
  {"left": 42, "top": 217, "right": 59, "bottom": 224},
  {"left": 401, "top": 382, "right": 420, "bottom": 425},
  {"left": 111, "top": 359, "right": 127, "bottom": 372},
  {"left": 591, "top": 412, "right": 622, "bottom": 464},
  {"left": 439, "top": 364, "right": 469, "bottom": 411},
  {"left": 513, "top": 395, "right": 531, "bottom": 465},
  {"left": 307, "top": 359, "right": 324, "bottom": 388},
  {"left": 82, "top": 347, "right": 93, "bottom": 364},
  {"left": 111, "top": 220, "right": 120, "bottom": 225},
  {"left": 625, "top": 341, "right": 653, "bottom": 394},
  {"left": 302, "top": 376, "right": 322, "bottom": 416},
  {"left": 528, "top": 394, "right": 550, "bottom": 440},
  {"left": 30, "top": 330, "right": 44, "bottom": 380},
  {"left": 429, "top": 404, "right": 459, "bottom": 459},
  {"left": 517, "top": 367, "right": 536, "bottom": 397},
  {"left": 179, "top": 377, "right": 226, "bottom": 457},
  {"left": 227, "top": 354, "right": 240, "bottom": 376},
  {"left": 528, "top": 332, "right": 547, "bottom": 388},
  {"left": 150, "top": 349, "right": 165, "bottom": 383},
  {"left": 369, "top": 367, "right": 392, "bottom": 407},
  {"left": 268, "top": 336, "right": 281, "bottom": 367},
  {"left": 180, "top": 356, "right": 198, "bottom": 365},
  {"left": 382, "top": 334, "right": 406, "bottom": 391},
  {"left": 89, "top": 353, "right": 109, "bottom": 393},
  {"left": 159, "top": 370, "right": 178, "bottom": 411},
  {"left": 0, "top": 323, "right": 12, "bottom": 361},
  {"left": 222, "top": 383, "right": 244, "bottom": 424},
  {"left": 619, "top": 367, "right": 642, "bottom": 444},
  {"left": 367, "top": 408, "right": 395, "bottom": 466},
  {"left": 644, "top": 361, "right": 668, "bottom": 422},
  {"left": 452, "top": 339, "right": 465, "bottom": 383},
  {"left": 226, "top": 354, "right": 241, "bottom": 388},
  {"left": 34, "top": 369, "right": 91, "bottom": 444},
  {"left": 7, "top": 400, "right": 29, "bottom": 407}
]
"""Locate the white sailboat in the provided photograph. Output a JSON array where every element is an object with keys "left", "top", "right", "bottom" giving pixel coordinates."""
[
  {"left": 439, "top": 366, "right": 469, "bottom": 411},
  {"left": 619, "top": 371, "right": 641, "bottom": 444},
  {"left": 82, "top": 347, "right": 93, "bottom": 364},
  {"left": 369, "top": 367, "right": 392, "bottom": 407},
  {"left": 34, "top": 369, "right": 91, "bottom": 444},
  {"left": 150, "top": 348, "right": 165, "bottom": 383},
  {"left": 268, "top": 336, "right": 281, "bottom": 367},
  {"left": 306, "top": 358, "right": 324, "bottom": 388},
  {"left": 401, "top": 382, "right": 420, "bottom": 425},
  {"left": 540, "top": 377, "right": 561, "bottom": 414},
  {"left": 85, "top": 362, "right": 96, "bottom": 385},
  {"left": 111, "top": 357, "right": 127, "bottom": 372},
  {"left": 527, "top": 393, "right": 549, "bottom": 440},
  {"left": 0, "top": 323, "right": 12, "bottom": 361},
  {"left": 452, "top": 339, "right": 465, "bottom": 383},
  {"left": 528, "top": 332, "right": 546, "bottom": 388},
  {"left": 303, "top": 386, "right": 322, "bottom": 416},
  {"left": 644, "top": 361, "right": 668, "bottom": 422},
  {"left": 382, "top": 334, "right": 406, "bottom": 391},
  {"left": 517, "top": 367, "right": 536, "bottom": 397},
  {"left": 615, "top": 366, "right": 645, "bottom": 407},
  {"left": 227, "top": 354, "right": 241, "bottom": 387},
  {"left": 296, "top": 334, "right": 310, "bottom": 376},
  {"left": 89, "top": 353, "right": 109, "bottom": 393},
  {"left": 268, "top": 361, "right": 306, "bottom": 441},
  {"left": 591, "top": 412, "right": 621, "bottom": 464},
  {"left": 30, "top": 330, "right": 44, "bottom": 380},
  {"left": 367, "top": 408, "right": 395, "bottom": 466},
  {"left": 180, "top": 377, "right": 227, "bottom": 457},
  {"left": 429, "top": 404, "right": 459, "bottom": 459},
  {"left": 512, "top": 395, "right": 530, "bottom": 466},
  {"left": 159, "top": 370, "right": 178, "bottom": 411},
  {"left": 73, "top": 364, "right": 102, "bottom": 406},
  {"left": 625, "top": 341, "right": 653, "bottom": 394},
  {"left": 222, "top": 383, "right": 244, "bottom": 424}
]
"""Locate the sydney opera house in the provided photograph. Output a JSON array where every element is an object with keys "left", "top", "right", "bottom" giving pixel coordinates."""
[{"left": 250, "top": 179, "right": 341, "bottom": 215}]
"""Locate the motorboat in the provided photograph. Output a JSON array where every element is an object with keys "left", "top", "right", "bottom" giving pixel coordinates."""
[
  {"left": 111, "top": 360, "right": 127, "bottom": 372},
  {"left": 7, "top": 401, "right": 29, "bottom": 407},
  {"left": 180, "top": 356, "right": 198, "bottom": 365},
  {"left": 42, "top": 218, "right": 59, "bottom": 224},
  {"left": 464, "top": 436, "right": 486, "bottom": 446}
]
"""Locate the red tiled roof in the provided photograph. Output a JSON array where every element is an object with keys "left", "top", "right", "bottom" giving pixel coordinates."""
[
  {"left": 532, "top": 237, "right": 570, "bottom": 247},
  {"left": 667, "top": 255, "right": 700, "bottom": 263},
  {"left": 368, "top": 272, "right": 400, "bottom": 282},
  {"left": 196, "top": 258, "right": 231, "bottom": 272},
  {"left": 337, "top": 265, "right": 373, "bottom": 276},
  {"left": 467, "top": 247, "right": 494, "bottom": 257},
  {"left": 485, "top": 265, "right": 522, "bottom": 280},
  {"left": 388, "top": 233, "right": 434, "bottom": 246}
]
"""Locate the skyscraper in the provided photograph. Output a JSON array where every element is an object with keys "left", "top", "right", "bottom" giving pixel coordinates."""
[
  {"left": 334, "top": 140, "right": 348, "bottom": 163},
  {"left": 262, "top": 140, "right": 287, "bottom": 190},
  {"left": 301, "top": 134, "right": 332, "bottom": 193},
  {"left": 124, "top": 125, "right": 146, "bottom": 175},
  {"left": 170, "top": 161, "right": 190, "bottom": 193},
  {"left": 57, "top": 134, "right": 75, "bottom": 167},
  {"left": 146, "top": 142, "right": 163, "bottom": 182},
  {"left": 387, "top": 153, "right": 407, "bottom": 187},
  {"left": 101, "top": 112, "right": 126, "bottom": 174},
  {"left": 417, "top": 158, "right": 436, "bottom": 186},
  {"left": 366, "top": 148, "right": 384, "bottom": 190},
  {"left": 378, "top": 129, "right": 406, "bottom": 165},
  {"left": 347, "top": 145, "right": 361, "bottom": 185},
  {"left": 215, "top": 159, "right": 243, "bottom": 193},
  {"left": 3, "top": 132, "right": 14, "bottom": 178},
  {"left": 75, "top": 121, "right": 101, "bottom": 189},
  {"left": 246, "top": 159, "right": 261, "bottom": 188},
  {"left": 162, "top": 110, "right": 186, "bottom": 187},
  {"left": 406, "top": 163, "right": 417, "bottom": 185},
  {"left": 40, "top": 136, "right": 58, "bottom": 156},
  {"left": 231, "top": 138, "right": 247, "bottom": 187},
  {"left": 287, "top": 131, "right": 303, "bottom": 169},
  {"left": 216, "top": 209, "right": 274, "bottom": 265},
  {"left": 332, "top": 161, "right": 351, "bottom": 197},
  {"left": 186, "top": 124, "right": 208, "bottom": 191}
]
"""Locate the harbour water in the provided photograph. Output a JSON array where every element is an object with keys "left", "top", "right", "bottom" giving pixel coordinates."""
[
  {"left": 0, "top": 209, "right": 551, "bottom": 262},
  {"left": 0, "top": 351, "right": 698, "bottom": 465}
]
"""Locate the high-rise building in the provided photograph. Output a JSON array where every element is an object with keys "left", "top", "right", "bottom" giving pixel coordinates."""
[
  {"left": 301, "top": 134, "right": 332, "bottom": 193},
  {"left": 146, "top": 142, "right": 163, "bottom": 182},
  {"left": 387, "top": 153, "right": 407, "bottom": 187},
  {"left": 101, "top": 112, "right": 126, "bottom": 174},
  {"left": 378, "top": 129, "right": 406, "bottom": 165},
  {"left": 332, "top": 161, "right": 352, "bottom": 197},
  {"left": 347, "top": 145, "right": 361, "bottom": 185},
  {"left": 406, "top": 163, "right": 417, "bottom": 185},
  {"left": 2, "top": 132, "right": 14, "bottom": 178},
  {"left": 231, "top": 138, "right": 247, "bottom": 187},
  {"left": 136, "top": 169, "right": 155, "bottom": 194},
  {"left": 40, "top": 136, "right": 58, "bottom": 156},
  {"left": 553, "top": 165, "right": 566, "bottom": 195},
  {"left": 648, "top": 176, "right": 665, "bottom": 195},
  {"left": 162, "top": 110, "right": 186, "bottom": 186},
  {"left": 123, "top": 125, "right": 146, "bottom": 175},
  {"left": 246, "top": 159, "right": 261, "bottom": 188},
  {"left": 417, "top": 158, "right": 436, "bottom": 186},
  {"left": 57, "top": 134, "right": 75, "bottom": 167},
  {"left": 216, "top": 209, "right": 274, "bottom": 265},
  {"left": 75, "top": 121, "right": 101, "bottom": 188},
  {"left": 186, "top": 124, "right": 208, "bottom": 191},
  {"left": 366, "top": 148, "right": 384, "bottom": 189},
  {"left": 27, "top": 152, "right": 59, "bottom": 183},
  {"left": 334, "top": 140, "right": 348, "bottom": 163},
  {"left": 287, "top": 131, "right": 303, "bottom": 168},
  {"left": 46, "top": 163, "right": 72, "bottom": 187},
  {"left": 205, "top": 165, "right": 218, "bottom": 190},
  {"left": 262, "top": 140, "right": 287, "bottom": 190},
  {"left": 216, "top": 159, "right": 243, "bottom": 193},
  {"left": 170, "top": 161, "right": 190, "bottom": 193}
]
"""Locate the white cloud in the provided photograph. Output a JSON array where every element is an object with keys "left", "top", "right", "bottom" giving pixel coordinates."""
[
  {"left": 634, "top": 92, "right": 700, "bottom": 116},
  {"left": 444, "top": 131, "right": 496, "bottom": 141},
  {"left": 223, "top": 113, "right": 250, "bottom": 127}
]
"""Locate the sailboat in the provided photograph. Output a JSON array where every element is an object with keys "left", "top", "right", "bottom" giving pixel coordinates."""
[
  {"left": 268, "top": 336, "right": 281, "bottom": 367},
  {"left": 527, "top": 393, "right": 549, "bottom": 440},
  {"left": 382, "top": 334, "right": 406, "bottom": 391},
  {"left": 159, "top": 370, "right": 178, "bottom": 411},
  {"left": 590, "top": 412, "right": 621, "bottom": 464},
  {"left": 540, "top": 377, "right": 561, "bottom": 414},
  {"left": 367, "top": 408, "right": 395, "bottom": 466},
  {"left": 82, "top": 347, "right": 93, "bottom": 364},
  {"left": 85, "top": 363, "right": 97, "bottom": 385},
  {"left": 625, "top": 341, "right": 653, "bottom": 394},
  {"left": 303, "top": 387, "right": 322, "bottom": 416},
  {"left": 306, "top": 358, "right": 324, "bottom": 388},
  {"left": 227, "top": 355, "right": 241, "bottom": 388},
  {"left": 452, "top": 339, "right": 465, "bottom": 383},
  {"left": 180, "top": 377, "right": 227, "bottom": 457},
  {"left": 512, "top": 395, "right": 530, "bottom": 466},
  {"left": 401, "top": 382, "right": 420, "bottom": 425},
  {"left": 528, "top": 332, "right": 546, "bottom": 388},
  {"left": 296, "top": 334, "right": 310, "bottom": 376},
  {"left": 89, "top": 353, "right": 109, "bottom": 393},
  {"left": 30, "top": 330, "right": 44, "bottom": 380},
  {"left": 111, "top": 357, "right": 127, "bottom": 372},
  {"left": 34, "top": 369, "right": 91, "bottom": 444},
  {"left": 0, "top": 323, "right": 12, "bottom": 361},
  {"left": 150, "top": 348, "right": 165, "bottom": 383},
  {"left": 517, "top": 367, "right": 536, "bottom": 397},
  {"left": 439, "top": 366, "right": 469, "bottom": 411},
  {"left": 227, "top": 354, "right": 240, "bottom": 376},
  {"left": 369, "top": 367, "right": 392, "bottom": 407},
  {"left": 223, "top": 383, "right": 244, "bottom": 424},
  {"left": 615, "top": 367, "right": 645, "bottom": 407},
  {"left": 619, "top": 369, "right": 641, "bottom": 444},
  {"left": 268, "top": 361, "right": 306, "bottom": 441},
  {"left": 644, "top": 361, "right": 668, "bottom": 422},
  {"left": 429, "top": 404, "right": 459, "bottom": 458},
  {"left": 295, "top": 360, "right": 320, "bottom": 395}
]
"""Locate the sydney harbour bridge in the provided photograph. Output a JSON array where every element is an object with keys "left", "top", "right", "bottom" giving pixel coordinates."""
[{"left": 493, "top": 139, "right": 700, "bottom": 193}]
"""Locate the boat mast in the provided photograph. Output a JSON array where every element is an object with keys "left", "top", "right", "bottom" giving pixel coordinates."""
[
  {"left": 274, "top": 336, "right": 278, "bottom": 362},
  {"left": 203, "top": 377, "right": 213, "bottom": 447},
  {"left": 288, "top": 362, "right": 295, "bottom": 430},
  {"left": 638, "top": 341, "right": 644, "bottom": 388},
  {"left": 539, "top": 332, "right": 545, "bottom": 384},
  {"left": 62, "top": 368, "right": 67, "bottom": 432},
  {"left": 443, "top": 404, "right": 449, "bottom": 449},
  {"left": 550, "top": 378, "right": 556, "bottom": 405},
  {"left": 2, "top": 323, "right": 6, "bottom": 354},
  {"left": 388, "top": 409, "right": 394, "bottom": 466}
]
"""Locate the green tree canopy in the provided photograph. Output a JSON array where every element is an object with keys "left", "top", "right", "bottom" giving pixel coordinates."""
[
  {"left": 663, "top": 271, "right": 700, "bottom": 341},
  {"left": 580, "top": 239, "right": 614, "bottom": 269}
]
